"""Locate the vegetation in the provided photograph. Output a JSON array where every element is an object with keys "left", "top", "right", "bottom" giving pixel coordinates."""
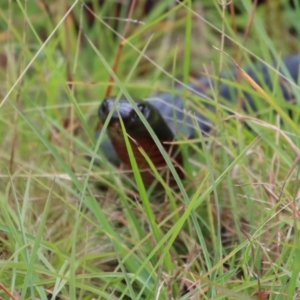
[{"left": 0, "top": 0, "right": 299, "bottom": 299}]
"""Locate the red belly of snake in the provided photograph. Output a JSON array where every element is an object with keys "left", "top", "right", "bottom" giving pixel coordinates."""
[{"left": 108, "top": 128, "right": 184, "bottom": 186}]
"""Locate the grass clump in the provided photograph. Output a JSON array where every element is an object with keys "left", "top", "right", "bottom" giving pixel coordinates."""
[{"left": 0, "top": 0, "right": 300, "bottom": 299}]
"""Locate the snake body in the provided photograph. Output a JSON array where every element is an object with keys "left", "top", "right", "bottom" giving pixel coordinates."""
[{"left": 97, "top": 54, "right": 300, "bottom": 185}]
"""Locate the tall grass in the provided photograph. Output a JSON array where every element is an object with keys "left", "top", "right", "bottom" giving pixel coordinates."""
[{"left": 0, "top": 0, "right": 299, "bottom": 299}]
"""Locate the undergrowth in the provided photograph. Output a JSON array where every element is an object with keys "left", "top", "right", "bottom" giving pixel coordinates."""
[{"left": 0, "top": 0, "right": 300, "bottom": 299}]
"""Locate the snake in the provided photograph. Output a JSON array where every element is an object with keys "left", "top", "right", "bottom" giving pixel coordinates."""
[{"left": 97, "top": 54, "right": 300, "bottom": 186}]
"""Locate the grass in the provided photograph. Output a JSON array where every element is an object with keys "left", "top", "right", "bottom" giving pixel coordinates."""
[{"left": 0, "top": 0, "right": 300, "bottom": 299}]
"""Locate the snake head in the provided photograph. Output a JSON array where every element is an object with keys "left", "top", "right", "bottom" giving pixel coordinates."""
[
  {"left": 98, "top": 97, "right": 167, "bottom": 137},
  {"left": 97, "top": 96, "right": 182, "bottom": 184}
]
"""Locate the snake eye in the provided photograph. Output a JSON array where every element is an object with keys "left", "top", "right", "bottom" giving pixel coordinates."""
[
  {"left": 137, "top": 104, "right": 145, "bottom": 114},
  {"left": 129, "top": 104, "right": 146, "bottom": 123},
  {"left": 129, "top": 110, "right": 138, "bottom": 122},
  {"left": 98, "top": 99, "right": 109, "bottom": 119}
]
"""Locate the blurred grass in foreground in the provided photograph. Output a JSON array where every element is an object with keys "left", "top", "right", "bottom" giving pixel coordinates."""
[{"left": 0, "top": 0, "right": 300, "bottom": 299}]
